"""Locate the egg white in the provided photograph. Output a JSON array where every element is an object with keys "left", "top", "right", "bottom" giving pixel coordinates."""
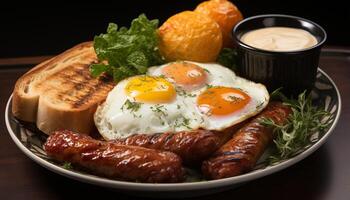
[{"left": 95, "top": 62, "right": 269, "bottom": 140}]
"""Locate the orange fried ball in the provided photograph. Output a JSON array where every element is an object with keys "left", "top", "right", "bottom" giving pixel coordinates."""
[
  {"left": 195, "top": 0, "right": 243, "bottom": 48},
  {"left": 158, "top": 11, "right": 223, "bottom": 62}
]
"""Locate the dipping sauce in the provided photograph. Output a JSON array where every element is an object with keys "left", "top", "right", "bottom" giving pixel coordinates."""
[{"left": 241, "top": 27, "right": 318, "bottom": 51}]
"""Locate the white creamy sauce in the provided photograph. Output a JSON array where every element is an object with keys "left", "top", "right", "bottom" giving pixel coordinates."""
[{"left": 241, "top": 27, "right": 318, "bottom": 51}]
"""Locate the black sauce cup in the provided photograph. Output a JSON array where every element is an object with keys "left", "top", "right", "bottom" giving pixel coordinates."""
[{"left": 233, "top": 14, "right": 327, "bottom": 97}]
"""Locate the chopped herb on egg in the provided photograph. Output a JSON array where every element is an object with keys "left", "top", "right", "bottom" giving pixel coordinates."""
[
  {"left": 199, "top": 117, "right": 205, "bottom": 124},
  {"left": 233, "top": 87, "right": 243, "bottom": 91},
  {"left": 150, "top": 104, "right": 168, "bottom": 117},
  {"left": 174, "top": 115, "right": 191, "bottom": 129},
  {"left": 158, "top": 74, "right": 166, "bottom": 79},
  {"left": 203, "top": 68, "right": 211, "bottom": 74},
  {"left": 132, "top": 113, "right": 142, "bottom": 118},
  {"left": 226, "top": 95, "right": 241, "bottom": 103},
  {"left": 176, "top": 87, "right": 197, "bottom": 97},
  {"left": 256, "top": 101, "right": 264, "bottom": 110},
  {"left": 121, "top": 99, "right": 142, "bottom": 112},
  {"left": 206, "top": 84, "right": 214, "bottom": 89},
  {"left": 182, "top": 118, "right": 191, "bottom": 128}
]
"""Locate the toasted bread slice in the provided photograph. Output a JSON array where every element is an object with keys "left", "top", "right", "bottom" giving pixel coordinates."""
[{"left": 12, "top": 42, "right": 115, "bottom": 135}]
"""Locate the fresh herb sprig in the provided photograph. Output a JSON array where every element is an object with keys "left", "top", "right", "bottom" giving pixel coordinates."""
[
  {"left": 90, "top": 14, "right": 164, "bottom": 82},
  {"left": 260, "top": 89, "right": 333, "bottom": 163}
]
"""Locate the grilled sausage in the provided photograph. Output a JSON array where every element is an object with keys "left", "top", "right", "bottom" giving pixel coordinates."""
[
  {"left": 110, "top": 125, "right": 243, "bottom": 166},
  {"left": 44, "top": 130, "right": 185, "bottom": 183},
  {"left": 202, "top": 102, "right": 292, "bottom": 179}
]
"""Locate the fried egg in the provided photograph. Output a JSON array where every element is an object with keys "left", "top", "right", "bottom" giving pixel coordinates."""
[{"left": 95, "top": 61, "right": 269, "bottom": 140}]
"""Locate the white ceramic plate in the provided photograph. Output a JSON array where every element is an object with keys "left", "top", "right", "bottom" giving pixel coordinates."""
[{"left": 5, "top": 69, "right": 341, "bottom": 198}]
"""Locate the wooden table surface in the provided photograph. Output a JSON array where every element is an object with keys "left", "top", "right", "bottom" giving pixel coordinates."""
[{"left": 0, "top": 48, "right": 349, "bottom": 200}]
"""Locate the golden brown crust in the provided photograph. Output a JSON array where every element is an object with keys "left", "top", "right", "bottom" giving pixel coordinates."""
[{"left": 12, "top": 42, "right": 115, "bottom": 134}]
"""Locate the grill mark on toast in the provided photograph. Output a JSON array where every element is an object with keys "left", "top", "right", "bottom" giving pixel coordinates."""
[
  {"left": 45, "top": 63, "right": 58, "bottom": 71},
  {"left": 36, "top": 59, "right": 114, "bottom": 109},
  {"left": 77, "top": 71, "right": 114, "bottom": 108},
  {"left": 57, "top": 63, "right": 114, "bottom": 108},
  {"left": 72, "top": 76, "right": 111, "bottom": 108},
  {"left": 30, "top": 42, "right": 114, "bottom": 109},
  {"left": 62, "top": 56, "right": 75, "bottom": 63},
  {"left": 73, "top": 77, "right": 114, "bottom": 108}
]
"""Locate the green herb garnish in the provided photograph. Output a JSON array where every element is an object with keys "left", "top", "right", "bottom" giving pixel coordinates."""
[
  {"left": 150, "top": 104, "right": 168, "bottom": 125},
  {"left": 256, "top": 101, "right": 264, "bottom": 110},
  {"left": 206, "top": 84, "right": 214, "bottom": 89},
  {"left": 62, "top": 162, "right": 72, "bottom": 170},
  {"left": 260, "top": 90, "right": 333, "bottom": 163},
  {"left": 182, "top": 117, "right": 191, "bottom": 128},
  {"left": 90, "top": 14, "right": 164, "bottom": 82},
  {"left": 150, "top": 104, "right": 168, "bottom": 117},
  {"left": 176, "top": 87, "right": 196, "bottom": 97},
  {"left": 216, "top": 48, "right": 238, "bottom": 71},
  {"left": 203, "top": 68, "right": 211, "bottom": 74},
  {"left": 174, "top": 115, "right": 191, "bottom": 129},
  {"left": 121, "top": 99, "right": 142, "bottom": 112}
]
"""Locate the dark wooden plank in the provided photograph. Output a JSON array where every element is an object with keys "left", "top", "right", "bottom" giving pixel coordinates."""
[{"left": 0, "top": 56, "right": 53, "bottom": 67}]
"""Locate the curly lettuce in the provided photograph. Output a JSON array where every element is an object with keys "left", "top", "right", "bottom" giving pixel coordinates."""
[
  {"left": 90, "top": 14, "right": 165, "bottom": 82},
  {"left": 216, "top": 48, "right": 238, "bottom": 72}
]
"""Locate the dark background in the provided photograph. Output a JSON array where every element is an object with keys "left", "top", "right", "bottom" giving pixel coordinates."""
[{"left": 0, "top": 0, "right": 349, "bottom": 57}]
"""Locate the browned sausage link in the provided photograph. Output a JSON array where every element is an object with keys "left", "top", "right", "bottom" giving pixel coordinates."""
[
  {"left": 44, "top": 130, "right": 185, "bottom": 183},
  {"left": 202, "top": 102, "right": 292, "bottom": 179},
  {"left": 111, "top": 125, "right": 246, "bottom": 165},
  {"left": 110, "top": 122, "right": 246, "bottom": 166},
  {"left": 111, "top": 129, "right": 222, "bottom": 165}
]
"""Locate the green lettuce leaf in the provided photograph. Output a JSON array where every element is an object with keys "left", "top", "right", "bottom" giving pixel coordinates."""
[
  {"left": 91, "top": 14, "right": 165, "bottom": 82},
  {"left": 216, "top": 48, "right": 238, "bottom": 72}
]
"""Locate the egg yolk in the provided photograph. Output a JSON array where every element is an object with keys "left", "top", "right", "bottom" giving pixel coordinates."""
[
  {"left": 197, "top": 87, "right": 251, "bottom": 116},
  {"left": 161, "top": 62, "right": 208, "bottom": 90},
  {"left": 125, "top": 76, "right": 176, "bottom": 103}
]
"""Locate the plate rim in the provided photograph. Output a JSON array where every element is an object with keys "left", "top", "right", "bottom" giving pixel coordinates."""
[{"left": 5, "top": 68, "right": 342, "bottom": 192}]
